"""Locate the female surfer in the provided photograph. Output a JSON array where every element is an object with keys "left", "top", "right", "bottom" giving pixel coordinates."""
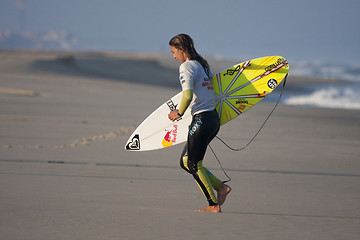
[{"left": 168, "top": 34, "right": 231, "bottom": 212}]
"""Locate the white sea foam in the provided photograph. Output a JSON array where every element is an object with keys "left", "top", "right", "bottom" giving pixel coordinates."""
[
  {"left": 282, "top": 60, "right": 360, "bottom": 110},
  {"left": 291, "top": 60, "right": 360, "bottom": 82},
  {"left": 284, "top": 86, "right": 360, "bottom": 110}
]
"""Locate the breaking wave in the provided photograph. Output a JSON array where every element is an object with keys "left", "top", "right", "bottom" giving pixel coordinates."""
[
  {"left": 291, "top": 60, "right": 360, "bottom": 82},
  {"left": 283, "top": 60, "right": 360, "bottom": 110},
  {"left": 284, "top": 85, "right": 360, "bottom": 110}
]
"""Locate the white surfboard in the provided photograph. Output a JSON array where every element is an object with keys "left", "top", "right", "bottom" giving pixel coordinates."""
[
  {"left": 125, "top": 56, "right": 289, "bottom": 151},
  {"left": 125, "top": 92, "right": 192, "bottom": 151}
]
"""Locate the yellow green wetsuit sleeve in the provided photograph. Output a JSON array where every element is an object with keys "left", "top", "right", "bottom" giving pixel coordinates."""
[{"left": 178, "top": 89, "right": 193, "bottom": 116}]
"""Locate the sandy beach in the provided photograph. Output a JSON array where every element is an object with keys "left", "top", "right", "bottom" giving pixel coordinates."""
[{"left": 0, "top": 50, "right": 359, "bottom": 240}]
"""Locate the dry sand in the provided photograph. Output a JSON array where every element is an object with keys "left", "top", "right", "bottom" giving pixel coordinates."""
[{"left": 0, "top": 50, "right": 359, "bottom": 240}]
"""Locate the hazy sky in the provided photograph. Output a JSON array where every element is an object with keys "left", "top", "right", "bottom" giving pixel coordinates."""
[{"left": 1, "top": 0, "right": 360, "bottom": 62}]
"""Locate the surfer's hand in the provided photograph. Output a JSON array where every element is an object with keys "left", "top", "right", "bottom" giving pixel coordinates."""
[{"left": 168, "top": 110, "right": 180, "bottom": 122}]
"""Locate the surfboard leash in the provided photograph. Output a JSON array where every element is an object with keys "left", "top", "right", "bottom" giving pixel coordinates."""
[
  {"left": 208, "top": 144, "right": 232, "bottom": 183},
  {"left": 216, "top": 74, "right": 288, "bottom": 152},
  {"left": 209, "top": 74, "right": 288, "bottom": 182}
]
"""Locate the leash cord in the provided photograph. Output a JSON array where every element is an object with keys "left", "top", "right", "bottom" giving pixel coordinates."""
[
  {"left": 216, "top": 74, "right": 287, "bottom": 151},
  {"left": 210, "top": 74, "right": 288, "bottom": 181}
]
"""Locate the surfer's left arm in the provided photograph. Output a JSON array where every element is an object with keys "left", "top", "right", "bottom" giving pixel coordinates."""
[{"left": 168, "top": 89, "right": 193, "bottom": 121}]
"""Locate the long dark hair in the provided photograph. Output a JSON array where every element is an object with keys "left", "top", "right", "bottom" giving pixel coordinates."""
[{"left": 169, "top": 34, "right": 210, "bottom": 77}]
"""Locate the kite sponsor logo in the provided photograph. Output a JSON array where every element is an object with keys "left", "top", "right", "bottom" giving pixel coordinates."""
[
  {"left": 235, "top": 99, "right": 254, "bottom": 111},
  {"left": 126, "top": 134, "right": 140, "bottom": 150},
  {"left": 224, "top": 64, "right": 241, "bottom": 76},
  {"left": 267, "top": 79, "right": 278, "bottom": 89},
  {"left": 162, "top": 125, "right": 178, "bottom": 148},
  {"left": 236, "top": 99, "right": 248, "bottom": 104},
  {"left": 166, "top": 99, "right": 177, "bottom": 111},
  {"left": 265, "top": 58, "right": 287, "bottom": 72},
  {"left": 236, "top": 100, "right": 249, "bottom": 111}
]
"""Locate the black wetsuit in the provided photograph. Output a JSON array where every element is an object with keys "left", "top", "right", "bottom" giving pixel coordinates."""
[
  {"left": 177, "top": 60, "right": 223, "bottom": 206},
  {"left": 180, "top": 109, "right": 221, "bottom": 206}
]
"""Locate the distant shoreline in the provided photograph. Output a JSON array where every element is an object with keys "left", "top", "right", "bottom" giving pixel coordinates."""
[{"left": 1, "top": 49, "right": 358, "bottom": 110}]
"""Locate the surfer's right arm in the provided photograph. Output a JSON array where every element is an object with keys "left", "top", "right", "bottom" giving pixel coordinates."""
[
  {"left": 168, "top": 89, "right": 193, "bottom": 122},
  {"left": 168, "top": 61, "right": 195, "bottom": 121},
  {"left": 177, "top": 61, "right": 195, "bottom": 117},
  {"left": 178, "top": 89, "right": 193, "bottom": 116}
]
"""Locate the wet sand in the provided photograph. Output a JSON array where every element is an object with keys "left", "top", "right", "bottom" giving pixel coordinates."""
[{"left": 0, "top": 50, "right": 359, "bottom": 240}]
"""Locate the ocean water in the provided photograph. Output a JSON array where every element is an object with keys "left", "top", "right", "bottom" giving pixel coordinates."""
[
  {"left": 290, "top": 60, "right": 360, "bottom": 82},
  {"left": 283, "top": 60, "right": 360, "bottom": 110}
]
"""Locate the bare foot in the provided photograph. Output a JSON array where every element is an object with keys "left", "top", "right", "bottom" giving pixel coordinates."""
[
  {"left": 195, "top": 205, "right": 221, "bottom": 212},
  {"left": 216, "top": 183, "right": 231, "bottom": 206}
]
